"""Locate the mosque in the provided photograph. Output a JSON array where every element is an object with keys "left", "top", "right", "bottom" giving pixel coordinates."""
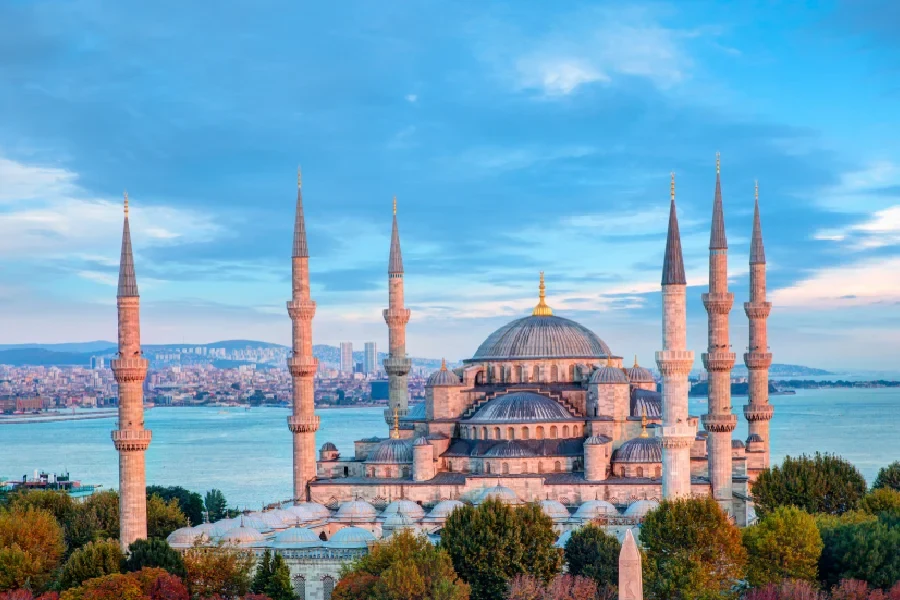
[{"left": 113, "top": 159, "right": 774, "bottom": 600}]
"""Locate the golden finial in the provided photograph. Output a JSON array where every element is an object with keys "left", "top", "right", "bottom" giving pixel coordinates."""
[
  {"left": 532, "top": 272, "right": 553, "bottom": 316},
  {"left": 123, "top": 190, "right": 129, "bottom": 216},
  {"left": 670, "top": 172, "right": 675, "bottom": 202},
  {"left": 716, "top": 151, "right": 721, "bottom": 175},
  {"left": 392, "top": 196, "right": 397, "bottom": 216},
  {"left": 640, "top": 407, "right": 649, "bottom": 438},
  {"left": 297, "top": 166, "right": 302, "bottom": 188},
  {"left": 390, "top": 405, "right": 400, "bottom": 439},
  {"left": 440, "top": 358, "right": 447, "bottom": 371}
]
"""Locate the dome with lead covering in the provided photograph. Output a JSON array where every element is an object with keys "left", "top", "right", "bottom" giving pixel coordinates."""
[
  {"left": 327, "top": 526, "right": 376, "bottom": 549},
  {"left": 366, "top": 438, "right": 413, "bottom": 464},
  {"left": 427, "top": 359, "right": 461, "bottom": 387},
  {"left": 574, "top": 500, "right": 618, "bottom": 520},
  {"left": 467, "top": 392, "right": 575, "bottom": 423},
  {"left": 624, "top": 499, "right": 659, "bottom": 519},
  {"left": 321, "top": 442, "right": 338, "bottom": 452},
  {"left": 590, "top": 366, "right": 628, "bottom": 384},
  {"left": 624, "top": 358, "right": 654, "bottom": 383},
  {"left": 167, "top": 526, "right": 201, "bottom": 549},
  {"left": 483, "top": 441, "right": 537, "bottom": 458},
  {"left": 381, "top": 500, "right": 426, "bottom": 520},
  {"left": 424, "top": 500, "right": 464, "bottom": 521},
  {"left": 474, "top": 484, "right": 520, "bottom": 505},
  {"left": 221, "top": 525, "right": 267, "bottom": 547},
  {"left": 270, "top": 526, "right": 321, "bottom": 549},
  {"left": 468, "top": 315, "right": 612, "bottom": 361},
  {"left": 336, "top": 500, "right": 378, "bottom": 522},
  {"left": 613, "top": 437, "right": 662, "bottom": 464},
  {"left": 539, "top": 499, "right": 570, "bottom": 522},
  {"left": 288, "top": 502, "right": 330, "bottom": 521}
]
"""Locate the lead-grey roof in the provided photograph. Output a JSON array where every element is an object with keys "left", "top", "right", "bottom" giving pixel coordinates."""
[
  {"left": 590, "top": 366, "right": 628, "bottom": 384},
  {"left": 631, "top": 389, "right": 662, "bottom": 418},
  {"left": 444, "top": 437, "right": 585, "bottom": 457},
  {"left": 750, "top": 196, "right": 766, "bottom": 264},
  {"left": 388, "top": 213, "right": 403, "bottom": 273},
  {"left": 293, "top": 183, "right": 308, "bottom": 258},
  {"left": 483, "top": 441, "right": 538, "bottom": 458},
  {"left": 466, "top": 391, "right": 576, "bottom": 423},
  {"left": 118, "top": 214, "right": 139, "bottom": 297},
  {"left": 613, "top": 437, "right": 662, "bottom": 463},
  {"left": 710, "top": 169, "right": 727, "bottom": 250},
  {"left": 366, "top": 438, "right": 412, "bottom": 463},
  {"left": 469, "top": 315, "right": 612, "bottom": 361},
  {"left": 662, "top": 196, "right": 687, "bottom": 285}
]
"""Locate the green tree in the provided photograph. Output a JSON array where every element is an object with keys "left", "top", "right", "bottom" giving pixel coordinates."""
[
  {"left": 0, "top": 507, "right": 66, "bottom": 593},
  {"left": 250, "top": 550, "right": 293, "bottom": 600},
  {"left": 859, "top": 487, "right": 900, "bottom": 516},
  {"left": 204, "top": 490, "right": 228, "bottom": 524},
  {"left": 752, "top": 453, "right": 867, "bottom": 517},
  {"left": 640, "top": 497, "right": 746, "bottom": 600},
  {"left": 742, "top": 506, "right": 823, "bottom": 587},
  {"left": 563, "top": 524, "right": 620, "bottom": 588},
  {"left": 818, "top": 512, "right": 900, "bottom": 589},
  {"left": 145, "top": 487, "right": 203, "bottom": 527},
  {"left": 182, "top": 540, "right": 255, "bottom": 599},
  {"left": 81, "top": 491, "right": 120, "bottom": 542},
  {"left": 59, "top": 539, "right": 124, "bottom": 590},
  {"left": 145, "top": 496, "right": 188, "bottom": 540},
  {"left": 873, "top": 461, "right": 900, "bottom": 492},
  {"left": 122, "top": 538, "right": 185, "bottom": 578},
  {"left": 440, "top": 499, "right": 561, "bottom": 600},
  {"left": 334, "top": 529, "right": 468, "bottom": 600}
]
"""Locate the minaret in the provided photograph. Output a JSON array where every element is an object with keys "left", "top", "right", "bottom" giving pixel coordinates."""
[
  {"left": 286, "top": 168, "right": 319, "bottom": 502},
  {"left": 111, "top": 191, "right": 152, "bottom": 551},
  {"left": 383, "top": 197, "right": 411, "bottom": 426},
  {"left": 656, "top": 173, "right": 696, "bottom": 500},
  {"left": 743, "top": 182, "right": 773, "bottom": 479},
  {"left": 701, "top": 154, "right": 737, "bottom": 512}
]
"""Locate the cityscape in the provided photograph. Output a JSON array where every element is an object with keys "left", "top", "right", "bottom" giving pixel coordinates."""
[{"left": 1, "top": 2, "right": 899, "bottom": 600}]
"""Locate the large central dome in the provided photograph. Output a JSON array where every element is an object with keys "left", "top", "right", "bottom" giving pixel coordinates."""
[{"left": 468, "top": 314, "right": 612, "bottom": 361}]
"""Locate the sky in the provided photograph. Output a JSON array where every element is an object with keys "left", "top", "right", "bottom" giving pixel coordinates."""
[{"left": 0, "top": 0, "right": 899, "bottom": 371}]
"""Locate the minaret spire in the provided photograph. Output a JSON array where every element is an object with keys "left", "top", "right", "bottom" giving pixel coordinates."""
[
  {"left": 750, "top": 182, "right": 766, "bottom": 264},
  {"left": 383, "top": 197, "right": 412, "bottom": 428},
  {"left": 662, "top": 173, "right": 686, "bottom": 285},
  {"left": 388, "top": 196, "right": 403, "bottom": 274},
  {"left": 710, "top": 157, "right": 727, "bottom": 250},
  {"left": 118, "top": 192, "right": 139, "bottom": 298},
  {"left": 293, "top": 167, "right": 308, "bottom": 258}
]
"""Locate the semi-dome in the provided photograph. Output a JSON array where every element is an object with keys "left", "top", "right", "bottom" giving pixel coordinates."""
[
  {"left": 590, "top": 366, "right": 628, "bottom": 384},
  {"left": 327, "top": 526, "right": 376, "bottom": 549},
  {"left": 631, "top": 390, "right": 662, "bottom": 418},
  {"left": 366, "top": 438, "right": 413, "bottom": 464},
  {"left": 466, "top": 392, "right": 575, "bottom": 423},
  {"left": 424, "top": 500, "right": 465, "bottom": 522},
  {"left": 221, "top": 524, "right": 267, "bottom": 547},
  {"left": 624, "top": 499, "right": 659, "bottom": 519},
  {"left": 584, "top": 434, "right": 612, "bottom": 446},
  {"left": 468, "top": 315, "right": 612, "bottom": 361},
  {"left": 320, "top": 442, "right": 338, "bottom": 452},
  {"left": 573, "top": 500, "right": 618, "bottom": 520},
  {"left": 483, "top": 441, "right": 537, "bottom": 458},
  {"left": 413, "top": 436, "right": 431, "bottom": 447},
  {"left": 474, "top": 484, "right": 520, "bottom": 505},
  {"left": 624, "top": 358, "right": 654, "bottom": 383},
  {"left": 270, "top": 526, "right": 321, "bottom": 549},
  {"left": 336, "top": 500, "right": 378, "bottom": 522},
  {"left": 427, "top": 359, "right": 461, "bottom": 387},
  {"left": 613, "top": 437, "right": 662, "bottom": 463},
  {"left": 381, "top": 500, "right": 426, "bottom": 521},
  {"left": 539, "top": 499, "right": 570, "bottom": 521}
]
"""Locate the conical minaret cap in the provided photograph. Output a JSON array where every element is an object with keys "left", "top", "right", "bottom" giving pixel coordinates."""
[
  {"left": 750, "top": 182, "right": 766, "bottom": 264},
  {"left": 710, "top": 153, "right": 727, "bottom": 250},
  {"left": 661, "top": 173, "right": 687, "bottom": 285},
  {"left": 118, "top": 191, "right": 139, "bottom": 297},
  {"left": 293, "top": 167, "right": 309, "bottom": 258},
  {"left": 388, "top": 196, "right": 404, "bottom": 274}
]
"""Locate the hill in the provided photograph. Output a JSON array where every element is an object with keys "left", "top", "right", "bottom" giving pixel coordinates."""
[
  {"left": 0, "top": 348, "right": 96, "bottom": 367},
  {"left": 731, "top": 363, "right": 832, "bottom": 377}
]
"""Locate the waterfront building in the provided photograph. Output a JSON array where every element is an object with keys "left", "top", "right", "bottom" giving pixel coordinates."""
[
  {"left": 339, "top": 342, "right": 353, "bottom": 375},
  {"left": 364, "top": 342, "right": 377, "bottom": 375}
]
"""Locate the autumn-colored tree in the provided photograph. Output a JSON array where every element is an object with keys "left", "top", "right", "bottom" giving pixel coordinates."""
[
  {"left": 122, "top": 538, "right": 185, "bottom": 578},
  {"left": 145, "top": 495, "right": 188, "bottom": 540},
  {"left": 873, "top": 462, "right": 900, "bottom": 493},
  {"left": 742, "top": 579, "right": 824, "bottom": 600},
  {"left": 145, "top": 487, "right": 204, "bottom": 527},
  {"left": 182, "top": 540, "right": 255, "bottom": 599},
  {"left": 440, "top": 500, "right": 561, "bottom": 600},
  {"left": 752, "top": 454, "right": 867, "bottom": 518},
  {"left": 58, "top": 539, "right": 124, "bottom": 590},
  {"left": 0, "top": 592, "right": 61, "bottom": 600},
  {"left": 859, "top": 488, "right": 900, "bottom": 516},
  {"left": 0, "top": 507, "right": 66, "bottom": 593},
  {"left": 743, "top": 506, "right": 823, "bottom": 587},
  {"left": 640, "top": 497, "right": 746, "bottom": 600},
  {"left": 58, "top": 567, "right": 185, "bottom": 600},
  {"left": 6, "top": 491, "right": 76, "bottom": 533},
  {"left": 66, "top": 492, "right": 120, "bottom": 548},
  {"left": 333, "top": 529, "right": 469, "bottom": 600},
  {"left": 507, "top": 574, "right": 600, "bottom": 600},
  {"left": 563, "top": 524, "right": 620, "bottom": 588}
]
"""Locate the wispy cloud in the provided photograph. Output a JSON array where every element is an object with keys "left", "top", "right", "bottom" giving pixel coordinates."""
[{"left": 771, "top": 256, "right": 900, "bottom": 308}]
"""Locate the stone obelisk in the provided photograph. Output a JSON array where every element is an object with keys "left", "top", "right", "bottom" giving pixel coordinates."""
[
  {"left": 111, "top": 192, "right": 152, "bottom": 551},
  {"left": 619, "top": 529, "right": 643, "bottom": 600}
]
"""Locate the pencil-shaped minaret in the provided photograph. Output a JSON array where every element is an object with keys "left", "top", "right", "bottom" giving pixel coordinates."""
[
  {"left": 111, "top": 192, "right": 151, "bottom": 551},
  {"left": 743, "top": 183, "right": 773, "bottom": 479},
  {"left": 701, "top": 154, "right": 737, "bottom": 512},
  {"left": 287, "top": 168, "right": 319, "bottom": 502},
  {"left": 383, "top": 197, "right": 411, "bottom": 426},
  {"left": 656, "top": 173, "right": 696, "bottom": 499}
]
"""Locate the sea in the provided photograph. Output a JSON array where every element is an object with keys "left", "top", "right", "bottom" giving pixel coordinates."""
[{"left": 2, "top": 388, "right": 898, "bottom": 509}]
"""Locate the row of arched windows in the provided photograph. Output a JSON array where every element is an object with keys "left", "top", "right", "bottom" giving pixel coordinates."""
[
  {"left": 462, "top": 424, "right": 580, "bottom": 441},
  {"left": 366, "top": 466, "right": 410, "bottom": 479},
  {"left": 448, "top": 460, "right": 567, "bottom": 474},
  {"left": 292, "top": 575, "right": 336, "bottom": 600}
]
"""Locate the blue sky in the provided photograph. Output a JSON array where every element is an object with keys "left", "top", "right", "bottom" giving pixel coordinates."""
[{"left": 1, "top": 0, "right": 898, "bottom": 370}]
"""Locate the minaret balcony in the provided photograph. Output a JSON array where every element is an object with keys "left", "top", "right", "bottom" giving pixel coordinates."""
[
  {"left": 287, "top": 355, "right": 318, "bottom": 377},
  {"left": 655, "top": 350, "right": 694, "bottom": 376},
  {"left": 111, "top": 357, "right": 148, "bottom": 382},
  {"left": 701, "top": 413, "right": 737, "bottom": 433},
  {"left": 288, "top": 415, "right": 320, "bottom": 433},
  {"left": 287, "top": 299, "right": 316, "bottom": 320},
  {"left": 383, "top": 356, "right": 412, "bottom": 376},
  {"left": 111, "top": 429, "right": 152, "bottom": 451},
  {"left": 702, "top": 352, "right": 736, "bottom": 371},
  {"left": 743, "top": 352, "right": 772, "bottom": 370},
  {"left": 702, "top": 292, "right": 734, "bottom": 314},
  {"left": 743, "top": 404, "right": 774, "bottom": 421},
  {"left": 743, "top": 302, "right": 771, "bottom": 319},
  {"left": 382, "top": 308, "right": 411, "bottom": 326}
]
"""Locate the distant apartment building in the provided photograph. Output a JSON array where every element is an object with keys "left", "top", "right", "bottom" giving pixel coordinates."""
[
  {"left": 90, "top": 356, "right": 105, "bottom": 370},
  {"left": 364, "top": 342, "right": 377, "bottom": 375},
  {"left": 340, "top": 342, "right": 353, "bottom": 374}
]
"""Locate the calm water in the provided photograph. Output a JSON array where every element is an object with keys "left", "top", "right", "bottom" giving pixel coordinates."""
[{"left": 2, "top": 389, "right": 898, "bottom": 508}]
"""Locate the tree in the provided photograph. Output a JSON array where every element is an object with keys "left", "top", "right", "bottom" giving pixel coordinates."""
[
  {"left": 440, "top": 499, "right": 561, "bottom": 600},
  {"left": 507, "top": 574, "right": 600, "bottom": 600},
  {"left": 58, "top": 540, "right": 124, "bottom": 590},
  {"left": 752, "top": 453, "right": 867, "bottom": 518},
  {"left": 743, "top": 506, "right": 823, "bottom": 587},
  {"left": 333, "top": 529, "right": 469, "bottom": 600},
  {"left": 80, "top": 492, "right": 120, "bottom": 542},
  {"left": 182, "top": 540, "right": 255, "bottom": 599},
  {"left": 859, "top": 488, "right": 900, "bottom": 516},
  {"left": 743, "top": 579, "right": 823, "bottom": 600},
  {"left": 122, "top": 539, "right": 185, "bottom": 578},
  {"left": 873, "top": 462, "right": 900, "bottom": 492},
  {"left": 563, "top": 524, "right": 620, "bottom": 588},
  {"left": 640, "top": 497, "right": 746, "bottom": 600},
  {"left": 58, "top": 567, "right": 187, "bottom": 600},
  {"left": 0, "top": 507, "right": 66, "bottom": 593},
  {"left": 250, "top": 550, "right": 293, "bottom": 600},
  {"left": 145, "top": 495, "right": 188, "bottom": 540},
  {"left": 204, "top": 490, "right": 228, "bottom": 523},
  {"left": 818, "top": 512, "right": 900, "bottom": 589},
  {"left": 144, "top": 487, "right": 203, "bottom": 527}
]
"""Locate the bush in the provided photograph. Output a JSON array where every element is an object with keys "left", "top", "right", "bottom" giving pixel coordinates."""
[
  {"left": 122, "top": 539, "right": 185, "bottom": 578},
  {"left": 0, "top": 507, "right": 66, "bottom": 593},
  {"left": 753, "top": 454, "right": 868, "bottom": 517},
  {"left": 507, "top": 573, "right": 599, "bottom": 600},
  {"left": 743, "top": 506, "right": 823, "bottom": 587},
  {"left": 58, "top": 540, "right": 124, "bottom": 590},
  {"left": 817, "top": 513, "right": 900, "bottom": 589},
  {"left": 563, "top": 524, "right": 619, "bottom": 588},
  {"left": 743, "top": 579, "right": 824, "bottom": 600},
  {"left": 859, "top": 488, "right": 900, "bottom": 516},
  {"left": 872, "top": 462, "right": 900, "bottom": 492}
]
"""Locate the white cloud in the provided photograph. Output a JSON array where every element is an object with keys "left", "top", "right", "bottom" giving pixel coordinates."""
[
  {"left": 814, "top": 205, "right": 900, "bottom": 250},
  {"left": 515, "top": 59, "right": 609, "bottom": 96},
  {"left": 0, "top": 157, "right": 77, "bottom": 202},
  {"left": 405, "top": 94, "right": 417, "bottom": 103},
  {"left": 771, "top": 256, "right": 900, "bottom": 308},
  {"left": 816, "top": 160, "right": 900, "bottom": 212}
]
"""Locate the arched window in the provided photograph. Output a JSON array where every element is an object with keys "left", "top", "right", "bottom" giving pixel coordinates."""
[
  {"left": 522, "top": 427, "right": 529, "bottom": 440},
  {"left": 550, "top": 426, "right": 558, "bottom": 439},
  {"left": 367, "top": 467, "right": 375, "bottom": 477},
  {"left": 656, "top": 466, "right": 662, "bottom": 478},
  {"left": 536, "top": 426, "right": 545, "bottom": 439},
  {"left": 494, "top": 427, "right": 501, "bottom": 440},
  {"left": 563, "top": 425, "right": 570, "bottom": 437},
  {"left": 550, "top": 365, "right": 559, "bottom": 382},
  {"left": 322, "top": 576, "right": 335, "bottom": 600},
  {"left": 532, "top": 365, "right": 540, "bottom": 382},
  {"left": 402, "top": 466, "right": 410, "bottom": 478},
  {"left": 569, "top": 365, "right": 576, "bottom": 380},
  {"left": 515, "top": 365, "right": 523, "bottom": 382},
  {"left": 293, "top": 575, "right": 306, "bottom": 600},
  {"left": 572, "top": 425, "right": 579, "bottom": 437},
  {"left": 507, "top": 427, "right": 515, "bottom": 440},
  {"left": 502, "top": 463, "right": 510, "bottom": 474},
  {"left": 482, "top": 427, "right": 488, "bottom": 440},
  {"left": 554, "top": 461, "right": 562, "bottom": 472},
  {"left": 619, "top": 466, "right": 626, "bottom": 477},
  {"left": 485, "top": 462, "right": 491, "bottom": 474},
  {"left": 538, "top": 462, "right": 544, "bottom": 473},
  {"left": 636, "top": 467, "right": 644, "bottom": 478},
  {"left": 447, "top": 461, "right": 453, "bottom": 472}
]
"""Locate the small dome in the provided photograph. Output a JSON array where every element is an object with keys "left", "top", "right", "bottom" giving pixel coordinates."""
[
  {"left": 584, "top": 434, "right": 612, "bottom": 446},
  {"left": 270, "top": 526, "right": 321, "bottom": 549},
  {"left": 747, "top": 434, "right": 763, "bottom": 443},
  {"left": 469, "top": 315, "right": 612, "bottom": 361},
  {"left": 573, "top": 500, "right": 619, "bottom": 520},
  {"left": 327, "top": 526, "right": 376, "bottom": 549},
  {"left": 208, "top": 518, "right": 239, "bottom": 539},
  {"left": 624, "top": 499, "right": 659, "bottom": 519},
  {"left": 467, "top": 392, "right": 575, "bottom": 423},
  {"left": 221, "top": 525, "right": 267, "bottom": 547},
  {"left": 288, "top": 502, "right": 330, "bottom": 521},
  {"left": 383, "top": 513, "right": 417, "bottom": 530},
  {"left": 624, "top": 358, "right": 654, "bottom": 383},
  {"left": 424, "top": 500, "right": 465, "bottom": 521},
  {"left": 267, "top": 509, "right": 299, "bottom": 527},
  {"left": 590, "top": 366, "right": 628, "bottom": 384},
  {"left": 336, "top": 500, "right": 378, "bottom": 522},
  {"left": 248, "top": 512, "right": 281, "bottom": 530},
  {"left": 475, "top": 485, "right": 520, "bottom": 505},
  {"left": 613, "top": 437, "right": 662, "bottom": 464},
  {"left": 381, "top": 500, "right": 426, "bottom": 520},
  {"left": 539, "top": 499, "right": 570, "bottom": 521},
  {"left": 555, "top": 529, "right": 573, "bottom": 549},
  {"left": 631, "top": 390, "right": 662, "bottom": 418},
  {"left": 321, "top": 442, "right": 338, "bottom": 452},
  {"left": 484, "top": 441, "right": 537, "bottom": 458},
  {"left": 427, "top": 359, "right": 461, "bottom": 387},
  {"left": 731, "top": 440, "right": 746, "bottom": 449},
  {"left": 367, "top": 439, "right": 413, "bottom": 464},
  {"left": 166, "top": 526, "right": 201, "bottom": 548},
  {"left": 413, "top": 436, "right": 431, "bottom": 447}
]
